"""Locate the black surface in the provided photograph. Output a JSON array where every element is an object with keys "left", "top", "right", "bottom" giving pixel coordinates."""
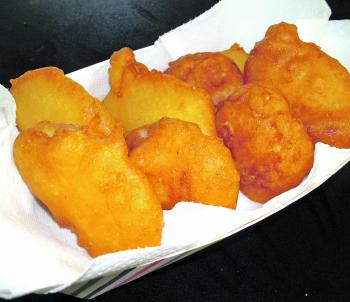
[{"left": 1, "top": 1, "right": 350, "bottom": 301}]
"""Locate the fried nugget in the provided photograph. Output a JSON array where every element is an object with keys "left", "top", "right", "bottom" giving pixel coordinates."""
[
  {"left": 166, "top": 51, "right": 243, "bottom": 106},
  {"left": 10, "top": 67, "right": 114, "bottom": 131},
  {"left": 13, "top": 116, "right": 163, "bottom": 257},
  {"left": 126, "top": 117, "right": 240, "bottom": 210},
  {"left": 245, "top": 22, "right": 350, "bottom": 148},
  {"left": 103, "top": 48, "right": 216, "bottom": 136},
  {"left": 216, "top": 84, "right": 314, "bottom": 203}
]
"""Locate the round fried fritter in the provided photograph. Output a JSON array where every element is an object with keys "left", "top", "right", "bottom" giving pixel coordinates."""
[
  {"left": 10, "top": 67, "right": 114, "bottom": 131},
  {"left": 166, "top": 52, "right": 243, "bottom": 107},
  {"left": 14, "top": 116, "right": 163, "bottom": 257},
  {"left": 245, "top": 22, "right": 350, "bottom": 148},
  {"left": 216, "top": 84, "right": 314, "bottom": 203},
  {"left": 126, "top": 118, "right": 240, "bottom": 210}
]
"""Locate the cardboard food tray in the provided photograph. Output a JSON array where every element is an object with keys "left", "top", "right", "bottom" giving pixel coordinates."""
[{"left": 1, "top": 0, "right": 350, "bottom": 299}]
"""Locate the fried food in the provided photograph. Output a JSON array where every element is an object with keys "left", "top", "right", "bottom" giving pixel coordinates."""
[
  {"left": 221, "top": 43, "right": 248, "bottom": 73},
  {"left": 10, "top": 67, "right": 114, "bottom": 131},
  {"left": 244, "top": 22, "right": 350, "bottom": 148},
  {"left": 216, "top": 84, "right": 314, "bottom": 203},
  {"left": 126, "top": 117, "right": 240, "bottom": 210},
  {"left": 13, "top": 116, "right": 163, "bottom": 257},
  {"left": 103, "top": 48, "right": 216, "bottom": 136},
  {"left": 166, "top": 51, "right": 243, "bottom": 106}
]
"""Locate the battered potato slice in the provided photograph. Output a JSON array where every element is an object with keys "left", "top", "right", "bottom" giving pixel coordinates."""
[
  {"left": 10, "top": 67, "right": 114, "bottom": 131},
  {"left": 126, "top": 118, "right": 240, "bottom": 210},
  {"left": 221, "top": 43, "right": 248, "bottom": 73},
  {"left": 13, "top": 116, "right": 163, "bottom": 257},
  {"left": 216, "top": 84, "right": 314, "bottom": 203},
  {"left": 245, "top": 22, "right": 350, "bottom": 148},
  {"left": 103, "top": 48, "right": 216, "bottom": 136},
  {"left": 166, "top": 52, "right": 243, "bottom": 106}
]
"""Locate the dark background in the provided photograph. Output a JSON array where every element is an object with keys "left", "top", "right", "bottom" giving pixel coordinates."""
[{"left": 1, "top": 0, "right": 350, "bottom": 301}]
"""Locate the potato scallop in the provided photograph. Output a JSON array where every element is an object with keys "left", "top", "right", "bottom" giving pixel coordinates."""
[
  {"left": 126, "top": 118, "right": 240, "bottom": 210},
  {"left": 221, "top": 43, "right": 249, "bottom": 73},
  {"left": 10, "top": 67, "right": 114, "bottom": 131},
  {"left": 14, "top": 116, "right": 163, "bottom": 257},
  {"left": 103, "top": 48, "right": 216, "bottom": 136}
]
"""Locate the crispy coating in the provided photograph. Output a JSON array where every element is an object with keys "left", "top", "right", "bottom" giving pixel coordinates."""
[
  {"left": 10, "top": 67, "right": 114, "bottom": 131},
  {"left": 221, "top": 43, "right": 249, "bottom": 73},
  {"left": 13, "top": 116, "right": 163, "bottom": 257},
  {"left": 126, "top": 118, "right": 240, "bottom": 210},
  {"left": 166, "top": 52, "right": 243, "bottom": 106},
  {"left": 103, "top": 48, "right": 216, "bottom": 136},
  {"left": 216, "top": 84, "right": 314, "bottom": 203},
  {"left": 245, "top": 22, "right": 350, "bottom": 148}
]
